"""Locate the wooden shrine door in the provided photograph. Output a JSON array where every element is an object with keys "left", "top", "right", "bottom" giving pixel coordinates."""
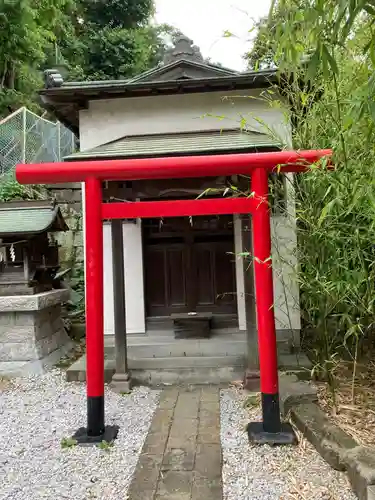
[{"left": 143, "top": 216, "right": 237, "bottom": 317}]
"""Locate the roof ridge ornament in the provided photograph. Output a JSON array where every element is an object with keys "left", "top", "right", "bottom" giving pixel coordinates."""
[
  {"left": 163, "top": 35, "right": 204, "bottom": 65},
  {"left": 44, "top": 69, "right": 64, "bottom": 89}
]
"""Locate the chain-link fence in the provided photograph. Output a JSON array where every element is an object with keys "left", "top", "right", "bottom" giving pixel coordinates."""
[{"left": 0, "top": 107, "right": 76, "bottom": 175}]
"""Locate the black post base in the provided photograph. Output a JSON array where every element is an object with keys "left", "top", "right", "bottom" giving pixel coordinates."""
[
  {"left": 72, "top": 425, "right": 119, "bottom": 447},
  {"left": 247, "top": 421, "right": 297, "bottom": 446}
]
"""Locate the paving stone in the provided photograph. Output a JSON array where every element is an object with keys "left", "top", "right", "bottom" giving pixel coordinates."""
[
  {"left": 137, "top": 453, "right": 163, "bottom": 468},
  {"left": 142, "top": 431, "right": 168, "bottom": 456},
  {"left": 159, "top": 389, "right": 179, "bottom": 410},
  {"left": 195, "top": 444, "right": 222, "bottom": 480},
  {"left": 130, "top": 387, "right": 223, "bottom": 500},
  {"left": 199, "top": 413, "right": 220, "bottom": 429},
  {"left": 174, "top": 393, "right": 200, "bottom": 419},
  {"left": 128, "top": 486, "right": 156, "bottom": 500},
  {"left": 156, "top": 470, "right": 193, "bottom": 498},
  {"left": 155, "top": 494, "right": 190, "bottom": 500},
  {"left": 167, "top": 435, "right": 197, "bottom": 451},
  {"left": 150, "top": 410, "right": 174, "bottom": 434},
  {"left": 200, "top": 387, "right": 219, "bottom": 402},
  {"left": 161, "top": 447, "right": 195, "bottom": 471},
  {"left": 169, "top": 418, "right": 198, "bottom": 440},
  {"left": 128, "top": 454, "right": 161, "bottom": 499},
  {"left": 191, "top": 477, "right": 223, "bottom": 500},
  {"left": 199, "top": 401, "right": 220, "bottom": 414},
  {"left": 197, "top": 426, "right": 221, "bottom": 445}
]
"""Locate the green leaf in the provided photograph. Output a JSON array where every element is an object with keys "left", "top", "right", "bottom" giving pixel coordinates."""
[
  {"left": 54, "top": 268, "right": 72, "bottom": 280},
  {"left": 238, "top": 252, "right": 250, "bottom": 257},
  {"left": 364, "top": 4, "right": 375, "bottom": 15},
  {"left": 69, "top": 289, "right": 84, "bottom": 305},
  {"left": 307, "top": 49, "right": 321, "bottom": 80},
  {"left": 61, "top": 437, "right": 77, "bottom": 449},
  {"left": 368, "top": 100, "right": 375, "bottom": 123},
  {"left": 322, "top": 44, "right": 338, "bottom": 76},
  {"left": 318, "top": 199, "right": 337, "bottom": 226}
]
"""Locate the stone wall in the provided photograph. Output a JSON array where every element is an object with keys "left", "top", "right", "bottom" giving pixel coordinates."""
[{"left": 47, "top": 183, "right": 83, "bottom": 268}]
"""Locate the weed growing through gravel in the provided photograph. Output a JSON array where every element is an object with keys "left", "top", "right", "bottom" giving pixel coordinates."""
[
  {"left": 242, "top": 393, "right": 260, "bottom": 409},
  {"left": 98, "top": 440, "right": 115, "bottom": 452},
  {"left": 60, "top": 437, "right": 77, "bottom": 449}
]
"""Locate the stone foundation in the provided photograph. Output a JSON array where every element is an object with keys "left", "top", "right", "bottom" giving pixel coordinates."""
[{"left": 0, "top": 289, "right": 73, "bottom": 376}]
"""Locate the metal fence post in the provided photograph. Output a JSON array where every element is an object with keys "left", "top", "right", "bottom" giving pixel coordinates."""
[
  {"left": 21, "top": 107, "right": 26, "bottom": 164},
  {"left": 57, "top": 122, "right": 61, "bottom": 162}
]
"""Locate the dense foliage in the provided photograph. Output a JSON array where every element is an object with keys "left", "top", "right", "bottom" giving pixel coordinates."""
[
  {"left": 246, "top": 1, "right": 375, "bottom": 390},
  {"left": 0, "top": 0, "right": 178, "bottom": 116}
]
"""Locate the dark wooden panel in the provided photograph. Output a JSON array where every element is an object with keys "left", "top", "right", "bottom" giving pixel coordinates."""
[
  {"left": 144, "top": 246, "right": 166, "bottom": 309},
  {"left": 196, "top": 245, "right": 214, "bottom": 305},
  {"left": 194, "top": 240, "right": 236, "bottom": 313},
  {"left": 214, "top": 242, "right": 236, "bottom": 306},
  {"left": 167, "top": 247, "right": 186, "bottom": 307}
]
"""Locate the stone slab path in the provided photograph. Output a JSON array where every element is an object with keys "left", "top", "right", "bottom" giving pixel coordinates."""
[{"left": 127, "top": 387, "right": 223, "bottom": 500}]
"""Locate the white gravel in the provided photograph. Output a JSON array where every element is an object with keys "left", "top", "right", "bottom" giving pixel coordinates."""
[
  {"left": 220, "top": 388, "right": 357, "bottom": 500},
  {"left": 0, "top": 370, "right": 159, "bottom": 500}
]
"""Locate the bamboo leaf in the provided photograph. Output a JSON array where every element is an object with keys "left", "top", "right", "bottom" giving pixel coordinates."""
[
  {"left": 322, "top": 44, "right": 338, "bottom": 75},
  {"left": 364, "top": 4, "right": 375, "bottom": 15},
  {"left": 318, "top": 199, "right": 337, "bottom": 226}
]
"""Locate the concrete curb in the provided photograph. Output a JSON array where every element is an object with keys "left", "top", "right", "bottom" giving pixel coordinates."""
[{"left": 280, "top": 375, "right": 375, "bottom": 500}]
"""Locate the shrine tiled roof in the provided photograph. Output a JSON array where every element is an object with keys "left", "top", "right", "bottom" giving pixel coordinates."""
[
  {"left": 0, "top": 201, "right": 68, "bottom": 237},
  {"left": 64, "top": 129, "right": 282, "bottom": 161}
]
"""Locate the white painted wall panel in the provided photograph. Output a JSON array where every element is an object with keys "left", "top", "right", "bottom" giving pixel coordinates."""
[
  {"left": 271, "top": 214, "right": 301, "bottom": 332},
  {"left": 103, "top": 220, "right": 146, "bottom": 335},
  {"left": 234, "top": 215, "right": 247, "bottom": 330},
  {"left": 123, "top": 220, "right": 146, "bottom": 334},
  {"left": 79, "top": 89, "right": 290, "bottom": 151},
  {"left": 103, "top": 222, "right": 114, "bottom": 335}
]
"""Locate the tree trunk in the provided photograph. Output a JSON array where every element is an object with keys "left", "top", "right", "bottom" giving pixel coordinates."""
[{"left": 4, "top": 63, "right": 16, "bottom": 90}]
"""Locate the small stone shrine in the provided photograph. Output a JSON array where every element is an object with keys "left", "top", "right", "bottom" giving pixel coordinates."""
[{"left": 0, "top": 201, "right": 73, "bottom": 376}]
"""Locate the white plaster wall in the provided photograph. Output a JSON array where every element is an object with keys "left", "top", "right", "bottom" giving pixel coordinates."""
[
  {"left": 103, "top": 220, "right": 146, "bottom": 335},
  {"left": 103, "top": 222, "right": 114, "bottom": 335},
  {"left": 237, "top": 212, "right": 300, "bottom": 334},
  {"left": 271, "top": 213, "right": 301, "bottom": 332},
  {"left": 79, "top": 89, "right": 290, "bottom": 151},
  {"left": 233, "top": 215, "right": 247, "bottom": 331},
  {"left": 123, "top": 220, "right": 146, "bottom": 334}
]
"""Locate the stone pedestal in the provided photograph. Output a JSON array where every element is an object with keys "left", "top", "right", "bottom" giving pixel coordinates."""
[
  {"left": 0, "top": 289, "right": 73, "bottom": 376},
  {"left": 110, "top": 372, "right": 133, "bottom": 394}
]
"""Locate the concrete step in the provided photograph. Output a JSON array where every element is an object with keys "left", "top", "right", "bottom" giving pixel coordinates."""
[
  {"left": 66, "top": 355, "right": 245, "bottom": 386},
  {"left": 107, "top": 333, "right": 247, "bottom": 345},
  {"left": 279, "top": 352, "right": 312, "bottom": 380},
  {"left": 106, "top": 338, "right": 247, "bottom": 358},
  {"left": 66, "top": 351, "right": 311, "bottom": 387},
  {"left": 128, "top": 355, "right": 245, "bottom": 370},
  {"left": 104, "top": 335, "right": 293, "bottom": 359}
]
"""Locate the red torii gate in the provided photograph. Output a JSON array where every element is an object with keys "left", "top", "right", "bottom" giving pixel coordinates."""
[{"left": 16, "top": 148, "right": 331, "bottom": 445}]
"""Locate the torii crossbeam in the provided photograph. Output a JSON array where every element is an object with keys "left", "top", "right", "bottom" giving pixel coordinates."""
[{"left": 16, "top": 148, "right": 331, "bottom": 446}]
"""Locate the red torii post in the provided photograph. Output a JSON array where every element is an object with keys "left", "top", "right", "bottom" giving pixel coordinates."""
[{"left": 16, "top": 149, "right": 331, "bottom": 445}]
